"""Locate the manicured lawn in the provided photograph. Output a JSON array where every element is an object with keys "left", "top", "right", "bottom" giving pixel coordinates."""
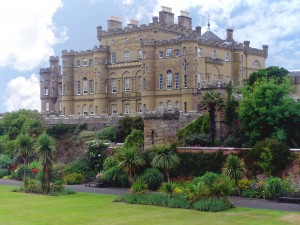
[{"left": 1, "top": 185, "right": 300, "bottom": 225}]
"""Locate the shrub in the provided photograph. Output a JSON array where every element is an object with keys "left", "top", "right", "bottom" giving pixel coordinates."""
[
  {"left": 193, "top": 197, "right": 233, "bottom": 212},
  {"left": 63, "top": 159, "right": 95, "bottom": 178},
  {"left": 282, "top": 174, "right": 299, "bottom": 192},
  {"left": 86, "top": 140, "right": 107, "bottom": 172},
  {"left": 137, "top": 168, "right": 164, "bottom": 190},
  {"left": 3, "top": 175, "right": 11, "bottom": 180},
  {"left": 242, "top": 189, "right": 258, "bottom": 198},
  {"left": 159, "top": 182, "right": 177, "bottom": 197},
  {"left": 130, "top": 181, "right": 148, "bottom": 194},
  {"left": 166, "top": 195, "right": 191, "bottom": 209},
  {"left": 11, "top": 165, "right": 32, "bottom": 180},
  {"left": 117, "top": 116, "right": 144, "bottom": 142},
  {"left": 63, "top": 173, "right": 85, "bottom": 185},
  {"left": 264, "top": 177, "right": 283, "bottom": 200},
  {"left": 23, "top": 179, "right": 43, "bottom": 193},
  {"left": 97, "top": 126, "right": 117, "bottom": 142},
  {"left": 184, "top": 134, "right": 211, "bottom": 147},
  {"left": 0, "top": 154, "right": 13, "bottom": 169},
  {"left": 103, "top": 156, "right": 118, "bottom": 170},
  {"left": 50, "top": 180, "right": 64, "bottom": 193},
  {"left": 28, "top": 161, "right": 41, "bottom": 170},
  {"left": 102, "top": 166, "right": 129, "bottom": 187},
  {"left": 0, "top": 168, "right": 10, "bottom": 178},
  {"left": 198, "top": 172, "right": 219, "bottom": 188}
]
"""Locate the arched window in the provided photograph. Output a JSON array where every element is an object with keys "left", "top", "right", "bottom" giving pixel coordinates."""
[
  {"left": 77, "top": 105, "right": 81, "bottom": 115},
  {"left": 176, "top": 101, "right": 179, "bottom": 109},
  {"left": 83, "top": 77, "right": 88, "bottom": 95},
  {"left": 253, "top": 60, "right": 261, "bottom": 69},
  {"left": 82, "top": 104, "right": 88, "bottom": 115},
  {"left": 89, "top": 105, "right": 94, "bottom": 115},
  {"left": 166, "top": 70, "right": 172, "bottom": 90},
  {"left": 167, "top": 100, "right": 172, "bottom": 110},
  {"left": 159, "top": 102, "right": 163, "bottom": 109}
]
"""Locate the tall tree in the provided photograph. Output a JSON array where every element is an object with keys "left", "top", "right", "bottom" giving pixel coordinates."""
[
  {"left": 36, "top": 133, "right": 55, "bottom": 193},
  {"left": 15, "top": 133, "right": 35, "bottom": 186},
  {"left": 149, "top": 144, "right": 180, "bottom": 182},
  {"left": 200, "top": 91, "right": 225, "bottom": 144},
  {"left": 223, "top": 155, "right": 244, "bottom": 197},
  {"left": 116, "top": 146, "right": 145, "bottom": 185}
]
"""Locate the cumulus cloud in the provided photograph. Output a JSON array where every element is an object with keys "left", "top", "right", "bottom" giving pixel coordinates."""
[
  {"left": 3, "top": 74, "right": 40, "bottom": 112},
  {"left": 0, "top": 0, "right": 68, "bottom": 71}
]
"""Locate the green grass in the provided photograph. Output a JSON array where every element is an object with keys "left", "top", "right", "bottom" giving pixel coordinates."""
[{"left": 1, "top": 185, "right": 300, "bottom": 225}]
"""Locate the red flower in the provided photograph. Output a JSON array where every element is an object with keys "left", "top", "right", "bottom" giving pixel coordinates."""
[{"left": 31, "top": 168, "right": 39, "bottom": 173}]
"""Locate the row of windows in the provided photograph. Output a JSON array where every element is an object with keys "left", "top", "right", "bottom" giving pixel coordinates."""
[
  {"left": 44, "top": 86, "right": 62, "bottom": 95},
  {"left": 158, "top": 101, "right": 188, "bottom": 113},
  {"left": 110, "top": 77, "right": 146, "bottom": 93},
  {"left": 111, "top": 50, "right": 143, "bottom": 64},
  {"left": 76, "top": 58, "right": 94, "bottom": 67},
  {"left": 45, "top": 102, "right": 62, "bottom": 112},
  {"left": 77, "top": 105, "right": 94, "bottom": 115},
  {"left": 77, "top": 78, "right": 94, "bottom": 95},
  {"left": 110, "top": 103, "right": 143, "bottom": 114}
]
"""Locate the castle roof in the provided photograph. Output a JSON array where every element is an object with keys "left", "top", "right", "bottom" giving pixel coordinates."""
[{"left": 201, "top": 30, "right": 223, "bottom": 43}]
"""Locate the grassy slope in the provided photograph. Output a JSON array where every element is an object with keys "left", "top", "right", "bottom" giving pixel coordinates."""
[{"left": 1, "top": 185, "right": 300, "bottom": 225}]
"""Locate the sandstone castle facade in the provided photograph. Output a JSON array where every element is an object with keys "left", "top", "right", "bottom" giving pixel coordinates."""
[{"left": 40, "top": 6, "right": 268, "bottom": 116}]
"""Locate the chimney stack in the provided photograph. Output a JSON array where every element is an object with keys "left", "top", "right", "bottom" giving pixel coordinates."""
[
  {"left": 196, "top": 26, "right": 202, "bottom": 36},
  {"left": 243, "top": 41, "right": 250, "bottom": 54},
  {"left": 107, "top": 16, "right": 122, "bottom": 31},
  {"left": 262, "top": 45, "right": 269, "bottom": 58},
  {"left": 226, "top": 28, "right": 233, "bottom": 42},
  {"left": 159, "top": 6, "right": 174, "bottom": 26},
  {"left": 178, "top": 11, "right": 192, "bottom": 29}
]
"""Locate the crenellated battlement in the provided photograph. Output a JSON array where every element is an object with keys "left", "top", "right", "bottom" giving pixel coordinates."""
[
  {"left": 62, "top": 46, "right": 109, "bottom": 56},
  {"left": 40, "top": 68, "right": 51, "bottom": 73}
]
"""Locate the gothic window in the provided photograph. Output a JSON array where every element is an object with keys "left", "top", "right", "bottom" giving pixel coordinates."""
[
  {"left": 112, "top": 79, "right": 117, "bottom": 93},
  {"left": 184, "top": 75, "right": 187, "bottom": 88},
  {"left": 253, "top": 60, "right": 261, "bottom": 69},
  {"left": 175, "top": 73, "right": 179, "bottom": 89},
  {"left": 44, "top": 87, "right": 48, "bottom": 95},
  {"left": 111, "top": 52, "right": 116, "bottom": 64},
  {"left": 89, "top": 105, "right": 94, "bottom": 114},
  {"left": 124, "top": 78, "right": 130, "bottom": 92},
  {"left": 83, "top": 77, "right": 88, "bottom": 95},
  {"left": 111, "top": 104, "right": 117, "bottom": 114},
  {"left": 159, "top": 74, "right": 163, "bottom": 90},
  {"left": 89, "top": 80, "right": 93, "bottom": 94},
  {"left": 124, "top": 51, "right": 130, "bottom": 61},
  {"left": 167, "top": 100, "right": 172, "bottom": 110},
  {"left": 166, "top": 49, "right": 173, "bottom": 58},
  {"left": 137, "top": 49, "right": 142, "bottom": 60},
  {"left": 183, "top": 47, "right": 187, "bottom": 55},
  {"left": 166, "top": 70, "right": 172, "bottom": 90},
  {"left": 138, "top": 77, "right": 142, "bottom": 92},
  {"left": 212, "top": 50, "right": 216, "bottom": 59},
  {"left": 225, "top": 52, "right": 229, "bottom": 61},
  {"left": 77, "top": 81, "right": 80, "bottom": 95},
  {"left": 82, "top": 105, "right": 88, "bottom": 115},
  {"left": 175, "top": 49, "right": 180, "bottom": 57},
  {"left": 45, "top": 102, "right": 49, "bottom": 112}
]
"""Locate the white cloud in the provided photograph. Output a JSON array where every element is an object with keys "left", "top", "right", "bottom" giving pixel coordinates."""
[
  {"left": 122, "top": 0, "right": 134, "bottom": 5},
  {"left": 3, "top": 74, "right": 40, "bottom": 112},
  {"left": 0, "top": 0, "right": 68, "bottom": 71}
]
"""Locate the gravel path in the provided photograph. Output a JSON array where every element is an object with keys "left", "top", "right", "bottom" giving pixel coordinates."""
[{"left": 1, "top": 179, "right": 300, "bottom": 212}]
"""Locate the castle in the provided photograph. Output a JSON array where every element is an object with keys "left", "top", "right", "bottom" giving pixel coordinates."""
[{"left": 40, "top": 6, "right": 268, "bottom": 116}]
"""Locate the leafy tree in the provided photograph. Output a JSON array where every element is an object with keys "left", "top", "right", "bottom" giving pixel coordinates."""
[
  {"left": 116, "top": 146, "right": 145, "bottom": 185},
  {"left": 223, "top": 155, "right": 244, "bottom": 197},
  {"left": 36, "top": 133, "right": 55, "bottom": 193},
  {"left": 123, "top": 129, "right": 144, "bottom": 149},
  {"left": 224, "top": 81, "right": 239, "bottom": 128},
  {"left": 15, "top": 133, "right": 35, "bottom": 186},
  {"left": 86, "top": 140, "right": 107, "bottom": 172},
  {"left": 97, "top": 126, "right": 117, "bottom": 142},
  {"left": 200, "top": 91, "right": 225, "bottom": 144},
  {"left": 149, "top": 144, "right": 180, "bottom": 182},
  {"left": 24, "top": 119, "right": 45, "bottom": 138},
  {"left": 177, "top": 115, "right": 210, "bottom": 140},
  {"left": 239, "top": 76, "right": 300, "bottom": 146},
  {"left": 117, "top": 116, "right": 144, "bottom": 142}
]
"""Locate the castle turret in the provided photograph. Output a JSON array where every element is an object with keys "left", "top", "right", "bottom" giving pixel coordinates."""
[
  {"left": 159, "top": 6, "right": 174, "bottom": 26},
  {"left": 262, "top": 45, "right": 269, "bottom": 58},
  {"left": 243, "top": 40, "right": 250, "bottom": 54}
]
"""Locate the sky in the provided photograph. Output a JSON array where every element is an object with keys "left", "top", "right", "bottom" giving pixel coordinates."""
[{"left": 1, "top": 0, "right": 300, "bottom": 113}]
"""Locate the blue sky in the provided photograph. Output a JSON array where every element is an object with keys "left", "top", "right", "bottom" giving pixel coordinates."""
[{"left": 1, "top": 0, "right": 300, "bottom": 113}]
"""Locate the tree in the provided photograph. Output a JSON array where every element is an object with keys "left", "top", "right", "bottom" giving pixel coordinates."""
[
  {"left": 36, "top": 133, "right": 55, "bottom": 193},
  {"left": 200, "top": 91, "right": 225, "bottom": 144},
  {"left": 149, "top": 144, "right": 180, "bottom": 182},
  {"left": 116, "top": 146, "right": 145, "bottom": 185},
  {"left": 123, "top": 129, "right": 144, "bottom": 149},
  {"left": 223, "top": 155, "right": 244, "bottom": 197},
  {"left": 224, "top": 81, "right": 239, "bottom": 128},
  {"left": 15, "top": 133, "right": 35, "bottom": 186},
  {"left": 239, "top": 76, "right": 300, "bottom": 146}
]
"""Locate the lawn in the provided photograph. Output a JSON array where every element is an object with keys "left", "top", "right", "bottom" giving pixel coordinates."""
[{"left": 1, "top": 185, "right": 300, "bottom": 225}]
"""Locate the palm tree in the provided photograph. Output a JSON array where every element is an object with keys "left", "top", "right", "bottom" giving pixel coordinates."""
[
  {"left": 223, "top": 155, "right": 244, "bottom": 197},
  {"left": 36, "top": 133, "right": 55, "bottom": 193},
  {"left": 149, "top": 144, "right": 180, "bottom": 182},
  {"left": 15, "top": 133, "right": 35, "bottom": 187},
  {"left": 200, "top": 91, "right": 224, "bottom": 144},
  {"left": 116, "top": 146, "right": 145, "bottom": 185}
]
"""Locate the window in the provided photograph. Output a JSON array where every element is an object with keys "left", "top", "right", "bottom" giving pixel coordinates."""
[
  {"left": 138, "top": 77, "right": 142, "bottom": 92},
  {"left": 45, "top": 102, "right": 49, "bottom": 112},
  {"left": 175, "top": 49, "right": 180, "bottom": 57},
  {"left": 52, "top": 87, "right": 55, "bottom": 92},
  {"left": 137, "top": 50, "right": 142, "bottom": 60},
  {"left": 166, "top": 70, "right": 172, "bottom": 90},
  {"left": 184, "top": 75, "right": 187, "bottom": 88},
  {"left": 183, "top": 47, "right": 187, "bottom": 55},
  {"left": 212, "top": 50, "right": 216, "bottom": 59},
  {"left": 112, "top": 79, "right": 117, "bottom": 93},
  {"left": 167, "top": 100, "right": 172, "bottom": 110},
  {"left": 111, "top": 52, "right": 116, "bottom": 64},
  {"left": 90, "top": 105, "right": 94, "bottom": 114},
  {"left": 89, "top": 59, "right": 93, "bottom": 66},
  {"left": 44, "top": 87, "right": 48, "bottom": 95},
  {"left": 166, "top": 49, "right": 172, "bottom": 58},
  {"left": 77, "top": 60, "right": 80, "bottom": 67},
  {"left": 83, "top": 78, "right": 88, "bottom": 95},
  {"left": 196, "top": 74, "right": 202, "bottom": 88},
  {"left": 225, "top": 52, "right": 229, "bottom": 61},
  {"left": 184, "top": 102, "right": 187, "bottom": 113},
  {"left": 240, "top": 55, "right": 244, "bottom": 63},
  {"left": 176, "top": 101, "right": 179, "bottom": 109},
  {"left": 89, "top": 80, "right": 93, "bottom": 94},
  {"left": 52, "top": 76, "right": 54, "bottom": 81},
  {"left": 137, "top": 103, "right": 142, "bottom": 113},
  {"left": 175, "top": 73, "right": 179, "bottom": 89},
  {"left": 196, "top": 47, "right": 202, "bottom": 57},
  {"left": 124, "top": 78, "right": 130, "bottom": 92},
  {"left": 59, "top": 85, "right": 62, "bottom": 95},
  {"left": 159, "top": 51, "right": 163, "bottom": 58},
  {"left": 124, "top": 104, "right": 130, "bottom": 114},
  {"left": 159, "top": 102, "right": 163, "bottom": 109},
  {"left": 159, "top": 74, "right": 163, "bottom": 90},
  {"left": 59, "top": 102, "right": 62, "bottom": 112},
  {"left": 124, "top": 51, "right": 130, "bottom": 61},
  {"left": 83, "top": 105, "right": 88, "bottom": 115},
  {"left": 77, "top": 105, "right": 81, "bottom": 115},
  {"left": 112, "top": 104, "right": 117, "bottom": 114},
  {"left": 95, "top": 106, "right": 98, "bottom": 115},
  {"left": 77, "top": 81, "right": 80, "bottom": 95},
  {"left": 82, "top": 59, "right": 88, "bottom": 66},
  {"left": 143, "top": 78, "right": 146, "bottom": 91}
]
